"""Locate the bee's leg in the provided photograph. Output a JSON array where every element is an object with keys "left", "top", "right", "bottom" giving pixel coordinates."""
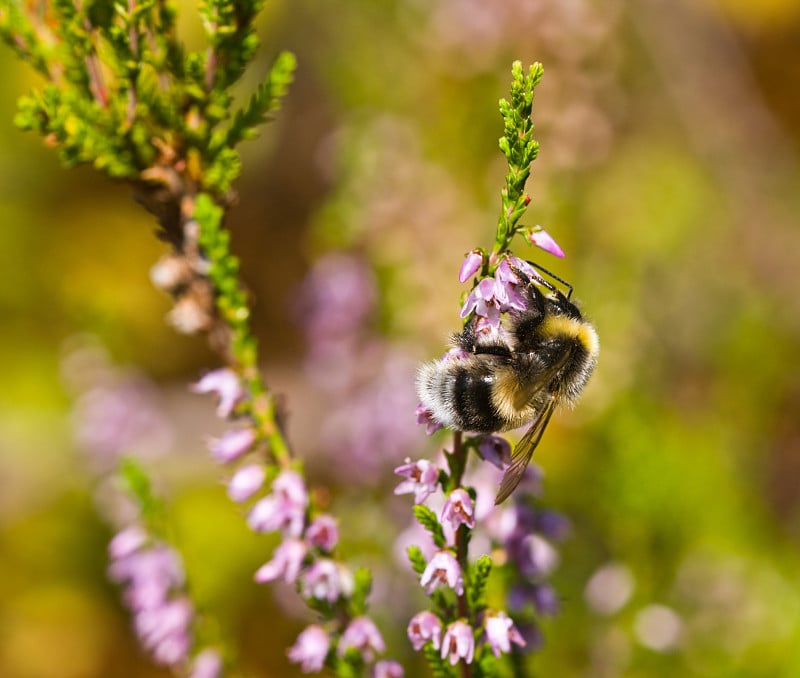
[{"left": 453, "top": 319, "right": 512, "bottom": 357}]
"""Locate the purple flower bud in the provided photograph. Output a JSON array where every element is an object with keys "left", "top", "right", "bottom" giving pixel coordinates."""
[
  {"left": 420, "top": 550, "right": 464, "bottom": 596},
  {"left": 476, "top": 435, "right": 512, "bottom": 470},
  {"left": 254, "top": 538, "right": 308, "bottom": 584},
  {"left": 301, "top": 559, "right": 353, "bottom": 603},
  {"left": 415, "top": 404, "right": 443, "bottom": 436},
  {"left": 338, "top": 616, "right": 386, "bottom": 661},
  {"left": 188, "top": 649, "right": 223, "bottom": 678},
  {"left": 528, "top": 227, "right": 565, "bottom": 258},
  {"left": 517, "top": 534, "right": 559, "bottom": 579},
  {"left": 227, "top": 463, "right": 266, "bottom": 503},
  {"left": 109, "top": 525, "right": 148, "bottom": 560},
  {"left": 458, "top": 250, "right": 484, "bottom": 283},
  {"left": 191, "top": 369, "right": 244, "bottom": 418},
  {"left": 441, "top": 489, "right": 475, "bottom": 530},
  {"left": 287, "top": 624, "right": 330, "bottom": 673},
  {"left": 373, "top": 660, "right": 404, "bottom": 677},
  {"left": 484, "top": 611, "right": 526, "bottom": 657},
  {"left": 441, "top": 620, "right": 474, "bottom": 666},
  {"left": 208, "top": 427, "right": 256, "bottom": 464},
  {"left": 407, "top": 611, "right": 442, "bottom": 651},
  {"left": 535, "top": 509, "right": 572, "bottom": 542},
  {"left": 306, "top": 514, "right": 339, "bottom": 552},
  {"left": 394, "top": 458, "right": 440, "bottom": 504}
]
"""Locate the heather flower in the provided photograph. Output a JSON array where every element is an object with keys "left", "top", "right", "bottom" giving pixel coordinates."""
[
  {"left": 476, "top": 435, "right": 512, "bottom": 470},
  {"left": 373, "top": 659, "right": 404, "bottom": 677},
  {"left": 227, "top": 463, "right": 266, "bottom": 503},
  {"left": 415, "top": 404, "right": 443, "bottom": 435},
  {"left": 208, "top": 427, "right": 256, "bottom": 464},
  {"left": 188, "top": 648, "right": 223, "bottom": 678},
  {"left": 288, "top": 624, "right": 330, "bottom": 673},
  {"left": 306, "top": 514, "right": 339, "bottom": 552},
  {"left": 338, "top": 616, "right": 386, "bottom": 661},
  {"left": 534, "top": 509, "right": 572, "bottom": 542},
  {"left": 441, "top": 620, "right": 475, "bottom": 666},
  {"left": 247, "top": 470, "right": 308, "bottom": 537},
  {"left": 459, "top": 249, "right": 484, "bottom": 283},
  {"left": 420, "top": 550, "right": 464, "bottom": 596},
  {"left": 301, "top": 558, "right": 353, "bottom": 603},
  {"left": 516, "top": 534, "right": 560, "bottom": 579},
  {"left": 135, "top": 596, "right": 193, "bottom": 665},
  {"left": 191, "top": 368, "right": 244, "bottom": 418},
  {"left": 407, "top": 611, "right": 443, "bottom": 651},
  {"left": 247, "top": 494, "right": 305, "bottom": 537},
  {"left": 440, "top": 489, "right": 475, "bottom": 530},
  {"left": 108, "top": 525, "right": 148, "bottom": 560},
  {"left": 254, "top": 538, "right": 308, "bottom": 584},
  {"left": 528, "top": 227, "right": 565, "bottom": 258},
  {"left": 108, "top": 544, "right": 184, "bottom": 610},
  {"left": 459, "top": 277, "right": 503, "bottom": 324},
  {"left": 394, "top": 458, "right": 440, "bottom": 504},
  {"left": 484, "top": 611, "right": 526, "bottom": 657}
]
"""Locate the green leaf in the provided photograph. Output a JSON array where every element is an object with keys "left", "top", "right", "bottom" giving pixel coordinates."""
[
  {"left": 221, "top": 50, "right": 296, "bottom": 150},
  {"left": 413, "top": 504, "right": 447, "bottom": 548},
  {"left": 350, "top": 567, "right": 372, "bottom": 616}
]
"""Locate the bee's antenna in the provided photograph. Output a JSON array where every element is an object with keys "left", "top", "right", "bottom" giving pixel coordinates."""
[{"left": 527, "top": 261, "right": 573, "bottom": 300}]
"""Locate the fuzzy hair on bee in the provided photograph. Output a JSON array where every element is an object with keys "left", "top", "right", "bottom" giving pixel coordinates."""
[{"left": 416, "top": 264, "right": 599, "bottom": 504}]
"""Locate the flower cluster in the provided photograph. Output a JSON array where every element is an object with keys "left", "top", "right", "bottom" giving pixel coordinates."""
[
  {"left": 192, "top": 368, "right": 402, "bottom": 675},
  {"left": 108, "top": 524, "right": 222, "bottom": 677}
]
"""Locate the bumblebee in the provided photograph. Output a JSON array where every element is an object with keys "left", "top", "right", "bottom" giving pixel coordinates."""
[{"left": 416, "top": 264, "right": 599, "bottom": 504}]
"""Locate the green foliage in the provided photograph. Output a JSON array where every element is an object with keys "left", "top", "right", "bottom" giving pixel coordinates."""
[
  {"left": 349, "top": 567, "right": 372, "bottom": 616},
  {"left": 467, "top": 554, "right": 492, "bottom": 615},
  {"left": 413, "top": 504, "right": 447, "bottom": 548},
  {"left": 423, "top": 643, "right": 457, "bottom": 678},
  {"left": 407, "top": 545, "right": 428, "bottom": 576},
  {"left": 119, "top": 457, "right": 167, "bottom": 534},
  {"left": 495, "top": 60, "right": 543, "bottom": 254},
  {"left": 0, "top": 0, "right": 295, "bottom": 195}
]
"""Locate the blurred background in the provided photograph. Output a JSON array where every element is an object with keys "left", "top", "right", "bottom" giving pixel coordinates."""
[{"left": 2, "top": 0, "right": 800, "bottom": 676}]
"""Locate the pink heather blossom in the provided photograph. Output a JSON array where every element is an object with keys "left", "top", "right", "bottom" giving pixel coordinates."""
[
  {"left": 191, "top": 368, "right": 244, "bottom": 418},
  {"left": 407, "top": 611, "right": 442, "bottom": 651},
  {"left": 227, "top": 463, "right": 266, "bottom": 503},
  {"left": 188, "top": 648, "right": 223, "bottom": 678},
  {"left": 288, "top": 624, "right": 330, "bottom": 673},
  {"left": 134, "top": 596, "right": 193, "bottom": 665},
  {"left": 373, "top": 659, "right": 404, "bottom": 677},
  {"left": 484, "top": 611, "right": 526, "bottom": 657},
  {"left": 528, "top": 227, "right": 565, "bottom": 258},
  {"left": 208, "top": 427, "right": 256, "bottom": 464},
  {"left": 246, "top": 470, "right": 308, "bottom": 537},
  {"left": 420, "top": 550, "right": 464, "bottom": 596},
  {"left": 477, "top": 435, "right": 512, "bottom": 470},
  {"left": 459, "top": 277, "right": 503, "bottom": 324},
  {"left": 108, "top": 525, "right": 148, "bottom": 560},
  {"left": 441, "top": 620, "right": 475, "bottom": 666},
  {"left": 338, "top": 616, "right": 386, "bottom": 661},
  {"left": 301, "top": 559, "right": 353, "bottom": 603},
  {"left": 306, "top": 515, "right": 339, "bottom": 552},
  {"left": 441, "top": 489, "right": 476, "bottom": 530},
  {"left": 254, "top": 538, "right": 308, "bottom": 584},
  {"left": 518, "top": 534, "right": 560, "bottom": 578},
  {"left": 459, "top": 249, "right": 484, "bottom": 283},
  {"left": 394, "top": 458, "right": 440, "bottom": 504},
  {"left": 415, "top": 404, "right": 443, "bottom": 435},
  {"left": 108, "top": 544, "right": 185, "bottom": 610}
]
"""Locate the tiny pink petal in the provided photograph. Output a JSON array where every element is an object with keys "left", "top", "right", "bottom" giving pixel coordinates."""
[
  {"left": 529, "top": 228, "right": 565, "bottom": 258},
  {"left": 227, "top": 463, "right": 266, "bottom": 503},
  {"left": 208, "top": 427, "right": 256, "bottom": 464},
  {"left": 458, "top": 250, "right": 484, "bottom": 283}
]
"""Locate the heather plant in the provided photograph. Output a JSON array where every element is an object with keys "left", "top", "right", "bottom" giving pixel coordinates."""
[{"left": 1, "top": 3, "right": 580, "bottom": 676}]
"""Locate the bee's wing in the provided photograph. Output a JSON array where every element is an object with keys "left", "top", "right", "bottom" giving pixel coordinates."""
[
  {"left": 494, "top": 394, "right": 557, "bottom": 504},
  {"left": 510, "top": 345, "right": 574, "bottom": 411}
]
